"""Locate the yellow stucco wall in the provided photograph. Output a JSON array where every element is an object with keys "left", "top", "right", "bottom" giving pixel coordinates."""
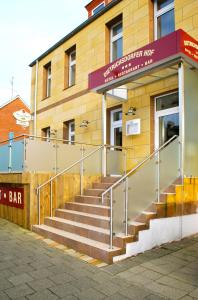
[{"left": 30, "top": 0, "right": 198, "bottom": 170}]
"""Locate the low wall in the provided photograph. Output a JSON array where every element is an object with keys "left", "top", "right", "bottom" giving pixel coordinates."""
[{"left": 0, "top": 172, "right": 101, "bottom": 229}]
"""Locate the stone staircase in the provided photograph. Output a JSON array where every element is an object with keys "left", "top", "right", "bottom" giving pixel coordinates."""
[{"left": 33, "top": 177, "right": 184, "bottom": 264}]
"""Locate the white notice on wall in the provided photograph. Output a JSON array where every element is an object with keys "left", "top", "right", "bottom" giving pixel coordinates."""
[{"left": 126, "top": 119, "right": 141, "bottom": 136}]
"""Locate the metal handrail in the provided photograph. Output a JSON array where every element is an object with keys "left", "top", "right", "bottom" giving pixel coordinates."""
[
  {"left": 0, "top": 134, "right": 134, "bottom": 150},
  {"left": 102, "top": 135, "right": 179, "bottom": 249},
  {"left": 36, "top": 145, "right": 103, "bottom": 225}
]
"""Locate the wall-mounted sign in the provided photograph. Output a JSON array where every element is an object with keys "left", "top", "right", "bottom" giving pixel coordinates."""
[
  {"left": 13, "top": 109, "right": 31, "bottom": 127},
  {"left": 126, "top": 119, "right": 141, "bottom": 136},
  {"left": 0, "top": 187, "right": 24, "bottom": 209},
  {"left": 89, "top": 29, "right": 198, "bottom": 92}
]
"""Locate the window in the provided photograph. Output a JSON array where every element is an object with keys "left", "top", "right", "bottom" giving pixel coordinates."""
[
  {"left": 110, "top": 21, "right": 123, "bottom": 62},
  {"left": 63, "top": 120, "right": 75, "bottom": 143},
  {"left": 154, "top": 0, "right": 175, "bottom": 39},
  {"left": 68, "top": 49, "right": 76, "bottom": 87},
  {"left": 43, "top": 63, "right": 51, "bottom": 98},
  {"left": 42, "top": 127, "right": 50, "bottom": 142},
  {"left": 110, "top": 108, "right": 122, "bottom": 147},
  {"left": 92, "top": 2, "right": 105, "bottom": 15}
]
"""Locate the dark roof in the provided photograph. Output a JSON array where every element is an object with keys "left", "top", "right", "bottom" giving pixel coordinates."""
[{"left": 29, "top": 0, "right": 122, "bottom": 67}]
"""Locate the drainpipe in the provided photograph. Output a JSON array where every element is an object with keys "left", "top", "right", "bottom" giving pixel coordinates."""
[
  {"left": 102, "top": 93, "right": 107, "bottom": 177},
  {"left": 33, "top": 60, "right": 39, "bottom": 137}
]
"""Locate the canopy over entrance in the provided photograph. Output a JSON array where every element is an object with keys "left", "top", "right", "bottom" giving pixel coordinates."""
[{"left": 89, "top": 29, "right": 198, "bottom": 93}]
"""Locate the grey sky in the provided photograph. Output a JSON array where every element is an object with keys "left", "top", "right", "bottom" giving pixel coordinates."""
[{"left": 0, "top": 0, "right": 90, "bottom": 106}]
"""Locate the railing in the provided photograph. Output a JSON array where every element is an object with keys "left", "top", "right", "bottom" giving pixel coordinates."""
[
  {"left": 0, "top": 134, "right": 130, "bottom": 174},
  {"left": 36, "top": 145, "right": 130, "bottom": 224},
  {"left": 101, "top": 135, "right": 181, "bottom": 249}
]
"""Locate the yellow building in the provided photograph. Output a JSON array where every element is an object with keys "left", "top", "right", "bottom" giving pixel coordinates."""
[
  {"left": 29, "top": 0, "right": 198, "bottom": 171},
  {"left": 0, "top": 0, "right": 198, "bottom": 263}
]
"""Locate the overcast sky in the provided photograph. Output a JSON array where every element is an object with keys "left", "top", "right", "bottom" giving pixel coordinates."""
[{"left": 0, "top": 0, "right": 90, "bottom": 106}]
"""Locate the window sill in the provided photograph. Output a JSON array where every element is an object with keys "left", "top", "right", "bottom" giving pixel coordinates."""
[
  {"left": 63, "top": 84, "right": 76, "bottom": 91},
  {"left": 42, "top": 96, "right": 51, "bottom": 101}
]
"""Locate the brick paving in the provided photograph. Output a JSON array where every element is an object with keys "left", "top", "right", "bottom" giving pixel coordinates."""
[{"left": 0, "top": 218, "right": 197, "bottom": 300}]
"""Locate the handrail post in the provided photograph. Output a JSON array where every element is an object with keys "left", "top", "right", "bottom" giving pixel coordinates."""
[
  {"left": 157, "top": 151, "right": 160, "bottom": 203},
  {"left": 50, "top": 179, "right": 53, "bottom": 217},
  {"left": 124, "top": 149, "right": 127, "bottom": 175},
  {"left": 124, "top": 178, "right": 128, "bottom": 236},
  {"left": 37, "top": 189, "right": 41, "bottom": 225},
  {"left": 109, "top": 188, "right": 113, "bottom": 249},
  {"left": 102, "top": 145, "right": 107, "bottom": 177},
  {"left": 80, "top": 145, "right": 84, "bottom": 196}
]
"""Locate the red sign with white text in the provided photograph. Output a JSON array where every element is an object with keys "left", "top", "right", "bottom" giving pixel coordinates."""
[
  {"left": 0, "top": 187, "right": 24, "bottom": 209},
  {"left": 88, "top": 29, "right": 198, "bottom": 91}
]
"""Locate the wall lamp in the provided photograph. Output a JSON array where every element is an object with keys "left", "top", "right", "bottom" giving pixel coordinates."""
[
  {"left": 80, "top": 120, "right": 90, "bottom": 128},
  {"left": 125, "top": 107, "right": 136, "bottom": 116}
]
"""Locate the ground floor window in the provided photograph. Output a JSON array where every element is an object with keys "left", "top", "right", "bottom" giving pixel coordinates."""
[
  {"left": 63, "top": 120, "right": 75, "bottom": 144},
  {"left": 41, "top": 126, "right": 50, "bottom": 142}
]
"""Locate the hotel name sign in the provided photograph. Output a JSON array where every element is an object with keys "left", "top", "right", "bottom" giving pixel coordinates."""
[
  {"left": 0, "top": 187, "right": 24, "bottom": 209},
  {"left": 89, "top": 29, "right": 198, "bottom": 91}
]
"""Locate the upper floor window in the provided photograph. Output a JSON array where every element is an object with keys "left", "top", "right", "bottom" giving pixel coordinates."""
[
  {"left": 43, "top": 62, "right": 51, "bottom": 99},
  {"left": 154, "top": 0, "right": 175, "bottom": 39},
  {"left": 110, "top": 21, "right": 123, "bottom": 62},
  {"left": 92, "top": 2, "right": 105, "bottom": 15},
  {"left": 69, "top": 49, "right": 76, "bottom": 87}
]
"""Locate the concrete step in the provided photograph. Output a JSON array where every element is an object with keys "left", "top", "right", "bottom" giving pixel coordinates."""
[
  {"left": 84, "top": 189, "right": 105, "bottom": 197},
  {"left": 93, "top": 182, "right": 113, "bottom": 189},
  {"left": 75, "top": 195, "right": 109, "bottom": 206},
  {"left": 128, "top": 221, "right": 148, "bottom": 236},
  {"left": 101, "top": 176, "right": 120, "bottom": 183},
  {"left": 33, "top": 224, "right": 124, "bottom": 264},
  {"left": 64, "top": 202, "right": 110, "bottom": 217},
  {"left": 135, "top": 211, "right": 157, "bottom": 223},
  {"left": 44, "top": 217, "right": 135, "bottom": 248},
  {"left": 55, "top": 209, "right": 110, "bottom": 229}
]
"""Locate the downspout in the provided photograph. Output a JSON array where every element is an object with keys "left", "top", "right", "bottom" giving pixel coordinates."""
[{"left": 33, "top": 60, "right": 39, "bottom": 136}]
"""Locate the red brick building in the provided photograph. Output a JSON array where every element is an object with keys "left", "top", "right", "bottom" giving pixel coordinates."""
[{"left": 0, "top": 96, "right": 30, "bottom": 142}]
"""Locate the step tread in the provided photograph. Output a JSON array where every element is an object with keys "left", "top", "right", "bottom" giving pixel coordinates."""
[
  {"left": 86, "top": 189, "right": 106, "bottom": 191},
  {"left": 142, "top": 211, "right": 156, "bottom": 215},
  {"left": 47, "top": 217, "right": 110, "bottom": 234},
  {"left": 67, "top": 202, "right": 110, "bottom": 209},
  {"left": 76, "top": 195, "right": 102, "bottom": 199},
  {"left": 34, "top": 225, "right": 121, "bottom": 252},
  {"left": 161, "top": 192, "right": 176, "bottom": 195},
  {"left": 128, "top": 221, "right": 146, "bottom": 226},
  {"left": 56, "top": 209, "right": 110, "bottom": 221}
]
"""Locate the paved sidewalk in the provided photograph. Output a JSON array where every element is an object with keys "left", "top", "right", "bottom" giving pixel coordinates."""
[{"left": 0, "top": 219, "right": 197, "bottom": 300}]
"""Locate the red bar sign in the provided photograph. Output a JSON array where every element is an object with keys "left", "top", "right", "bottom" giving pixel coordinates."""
[{"left": 0, "top": 187, "right": 24, "bottom": 209}]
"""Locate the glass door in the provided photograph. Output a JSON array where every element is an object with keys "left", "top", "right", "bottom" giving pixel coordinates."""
[
  {"left": 155, "top": 92, "right": 179, "bottom": 149},
  {"left": 110, "top": 108, "right": 122, "bottom": 147}
]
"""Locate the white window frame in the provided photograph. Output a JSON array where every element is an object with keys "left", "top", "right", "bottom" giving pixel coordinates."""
[
  {"left": 68, "top": 121, "right": 75, "bottom": 143},
  {"left": 154, "top": 0, "right": 175, "bottom": 40},
  {"left": 46, "top": 64, "right": 51, "bottom": 98},
  {"left": 69, "top": 50, "right": 76, "bottom": 87},
  {"left": 110, "top": 108, "right": 122, "bottom": 146},
  {"left": 92, "top": 1, "right": 105, "bottom": 15},
  {"left": 155, "top": 91, "right": 179, "bottom": 149},
  {"left": 110, "top": 21, "right": 123, "bottom": 62}
]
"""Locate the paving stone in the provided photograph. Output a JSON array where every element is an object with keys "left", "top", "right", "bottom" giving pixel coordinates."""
[
  {"left": 29, "top": 268, "right": 54, "bottom": 279},
  {"left": 0, "top": 278, "right": 13, "bottom": 290},
  {"left": 77, "top": 287, "right": 106, "bottom": 300},
  {"left": 4, "top": 283, "right": 34, "bottom": 299},
  {"left": 49, "top": 272, "right": 75, "bottom": 285},
  {"left": 180, "top": 296, "right": 195, "bottom": 300},
  {"left": 27, "top": 278, "right": 55, "bottom": 291},
  {"left": 61, "top": 296, "right": 79, "bottom": 300},
  {"left": 145, "top": 294, "right": 166, "bottom": 300},
  {"left": 105, "top": 293, "right": 131, "bottom": 300},
  {"left": 119, "top": 285, "right": 151, "bottom": 299},
  {"left": 0, "top": 291, "right": 10, "bottom": 300},
  {"left": 146, "top": 281, "right": 188, "bottom": 299},
  {"left": 8, "top": 273, "right": 33, "bottom": 286},
  {"left": 189, "top": 288, "right": 198, "bottom": 298},
  {"left": 156, "top": 275, "right": 195, "bottom": 292},
  {"left": 70, "top": 276, "right": 98, "bottom": 291},
  {"left": 49, "top": 283, "right": 80, "bottom": 298},
  {"left": 26, "top": 289, "right": 59, "bottom": 300}
]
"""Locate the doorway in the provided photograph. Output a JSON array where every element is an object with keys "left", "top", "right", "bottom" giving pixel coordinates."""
[
  {"left": 110, "top": 108, "right": 122, "bottom": 147},
  {"left": 155, "top": 92, "right": 179, "bottom": 149}
]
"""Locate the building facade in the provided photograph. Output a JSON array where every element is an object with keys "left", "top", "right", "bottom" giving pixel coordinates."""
[
  {"left": 30, "top": 0, "right": 198, "bottom": 170},
  {"left": 0, "top": 96, "right": 30, "bottom": 142}
]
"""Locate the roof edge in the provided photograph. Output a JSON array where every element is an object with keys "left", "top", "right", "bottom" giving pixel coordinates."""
[
  {"left": 29, "top": 0, "right": 122, "bottom": 67},
  {"left": 0, "top": 96, "right": 30, "bottom": 110}
]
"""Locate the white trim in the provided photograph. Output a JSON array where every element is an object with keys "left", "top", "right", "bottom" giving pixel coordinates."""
[
  {"left": 110, "top": 108, "right": 122, "bottom": 146},
  {"left": 155, "top": 91, "right": 179, "bottom": 149},
  {"left": 92, "top": 1, "right": 105, "bottom": 15},
  {"left": 69, "top": 50, "right": 76, "bottom": 87},
  {"left": 110, "top": 21, "right": 123, "bottom": 62},
  {"left": 68, "top": 121, "right": 75, "bottom": 143},
  {"left": 154, "top": 0, "right": 175, "bottom": 40}
]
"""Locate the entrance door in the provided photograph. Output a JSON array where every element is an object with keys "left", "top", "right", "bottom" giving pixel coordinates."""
[
  {"left": 155, "top": 92, "right": 179, "bottom": 149},
  {"left": 110, "top": 108, "right": 122, "bottom": 147}
]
